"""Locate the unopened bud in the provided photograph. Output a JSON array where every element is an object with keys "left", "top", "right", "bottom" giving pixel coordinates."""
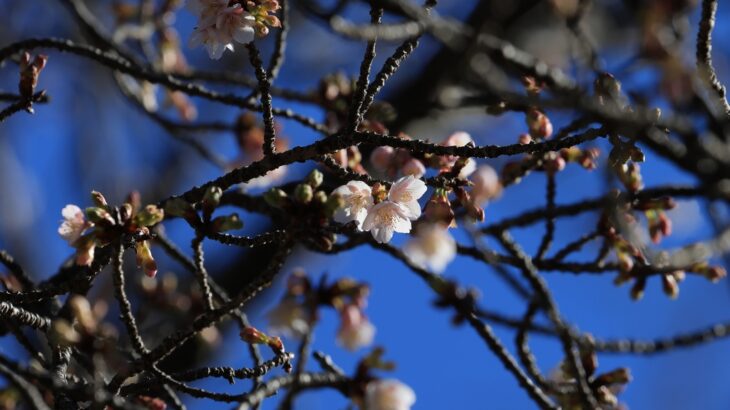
[
  {"left": 85, "top": 207, "right": 115, "bottom": 226},
  {"left": 135, "top": 205, "right": 165, "bottom": 227},
  {"left": 264, "top": 188, "right": 288, "bottom": 209},
  {"left": 661, "top": 274, "right": 679, "bottom": 299},
  {"left": 202, "top": 186, "right": 223, "bottom": 218},
  {"left": 211, "top": 213, "right": 244, "bottom": 232},
  {"left": 135, "top": 240, "right": 157, "bottom": 277},
  {"left": 294, "top": 183, "right": 314, "bottom": 203},
  {"left": 306, "top": 169, "right": 324, "bottom": 188}
]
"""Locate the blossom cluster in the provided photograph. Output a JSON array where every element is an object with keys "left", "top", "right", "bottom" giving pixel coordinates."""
[
  {"left": 187, "top": 0, "right": 281, "bottom": 59},
  {"left": 333, "top": 176, "right": 426, "bottom": 244},
  {"left": 58, "top": 191, "right": 164, "bottom": 277},
  {"left": 267, "top": 270, "right": 376, "bottom": 351}
]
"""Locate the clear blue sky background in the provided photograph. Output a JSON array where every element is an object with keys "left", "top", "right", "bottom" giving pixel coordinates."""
[{"left": 1, "top": 1, "right": 730, "bottom": 409}]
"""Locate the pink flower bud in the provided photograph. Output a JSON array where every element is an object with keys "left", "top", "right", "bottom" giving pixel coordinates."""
[
  {"left": 336, "top": 304, "right": 375, "bottom": 351},
  {"left": 401, "top": 158, "right": 426, "bottom": 177},
  {"left": 370, "top": 146, "right": 395, "bottom": 171}
]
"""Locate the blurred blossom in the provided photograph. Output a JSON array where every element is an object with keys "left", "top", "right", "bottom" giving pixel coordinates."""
[
  {"left": 403, "top": 224, "right": 456, "bottom": 273},
  {"left": 336, "top": 304, "right": 376, "bottom": 351},
  {"left": 364, "top": 379, "right": 416, "bottom": 410}
]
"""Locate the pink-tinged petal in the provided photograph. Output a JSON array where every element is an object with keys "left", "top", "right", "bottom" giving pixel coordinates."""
[
  {"left": 61, "top": 204, "right": 82, "bottom": 221},
  {"left": 388, "top": 175, "right": 427, "bottom": 204},
  {"left": 401, "top": 200, "right": 421, "bottom": 220}
]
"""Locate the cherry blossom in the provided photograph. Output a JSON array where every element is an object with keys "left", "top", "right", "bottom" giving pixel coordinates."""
[
  {"left": 403, "top": 223, "right": 456, "bottom": 273},
  {"left": 387, "top": 175, "right": 427, "bottom": 220},
  {"left": 187, "top": 1, "right": 255, "bottom": 59},
  {"left": 336, "top": 304, "right": 376, "bottom": 351},
  {"left": 58, "top": 204, "right": 91, "bottom": 245},
  {"left": 364, "top": 379, "right": 416, "bottom": 410},
  {"left": 361, "top": 201, "right": 413, "bottom": 244},
  {"left": 333, "top": 181, "right": 374, "bottom": 227}
]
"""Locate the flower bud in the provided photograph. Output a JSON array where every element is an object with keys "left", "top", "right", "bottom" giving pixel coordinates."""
[
  {"left": 119, "top": 203, "right": 134, "bottom": 224},
  {"left": 518, "top": 133, "right": 532, "bottom": 145},
  {"left": 370, "top": 146, "right": 395, "bottom": 171},
  {"left": 424, "top": 190, "right": 455, "bottom": 227},
  {"left": 264, "top": 188, "right": 288, "bottom": 209},
  {"left": 630, "top": 277, "right": 646, "bottom": 301},
  {"left": 202, "top": 186, "right": 223, "bottom": 219},
  {"left": 325, "top": 193, "right": 345, "bottom": 217},
  {"left": 211, "top": 213, "right": 244, "bottom": 232},
  {"left": 526, "top": 109, "right": 553, "bottom": 139},
  {"left": 294, "top": 183, "right": 314, "bottom": 204},
  {"left": 135, "top": 240, "right": 157, "bottom": 277},
  {"left": 401, "top": 158, "right": 426, "bottom": 178},
  {"left": 85, "top": 207, "right": 115, "bottom": 226},
  {"left": 661, "top": 273, "right": 679, "bottom": 299},
  {"left": 306, "top": 169, "right": 324, "bottom": 188},
  {"left": 134, "top": 205, "right": 165, "bottom": 227}
]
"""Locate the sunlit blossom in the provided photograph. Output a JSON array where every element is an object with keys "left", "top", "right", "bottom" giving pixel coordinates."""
[
  {"left": 387, "top": 175, "right": 427, "bottom": 220},
  {"left": 333, "top": 181, "right": 374, "bottom": 227},
  {"left": 58, "top": 205, "right": 90, "bottom": 245}
]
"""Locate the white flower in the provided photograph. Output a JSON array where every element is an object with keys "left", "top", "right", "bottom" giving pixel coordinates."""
[
  {"left": 387, "top": 175, "right": 427, "bottom": 220},
  {"left": 336, "top": 304, "right": 375, "bottom": 351},
  {"left": 471, "top": 164, "right": 502, "bottom": 205},
  {"left": 245, "top": 165, "right": 288, "bottom": 189},
  {"left": 333, "top": 181, "right": 374, "bottom": 227},
  {"left": 364, "top": 379, "right": 416, "bottom": 410},
  {"left": 267, "top": 298, "right": 310, "bottom": 339},
  {"left": 58, "top": 205, "right": 90, "bottom": 245},
  {"left": 403, "top": 224, "right": 456, "bottom": 273},
  {"left": 362, "top": 201, "right": 412, "bottom": 243},
  {"left": 188, "top": 2, "right": 255, "bottom": 59}
]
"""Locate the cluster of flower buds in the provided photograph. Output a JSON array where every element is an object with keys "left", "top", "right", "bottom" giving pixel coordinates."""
[
  {"left": 634, "top": 196, "right": 675, "bottom": 243},
  {"left": 560, "top": 146, "right": 601, "bottom": 170},
  {"left": 549, "top": 337, "right": 631, "bottom": 410},
  {"left": 18, "top": 52, "right": 47, "bottom": 111},
  {"left": 370, "top": 135, "right": 426, "bottom": 179},
  {"left": 187, "top": 0, "right": 280, "bottom": 60},
  {"left": 263, "top": 169, "right": 341, "bottom": 249},
  {"left": 267, "top": 270, "right": 375, "bottom": 351},
  {"left": 58, "top": 191, "right": 164, "bottom": 276},
  {"left": 609, "top": 137, "right": 645, "bottom": 193},
  {"left": 166, "top": 186, "right": 243, "bottom": 234},
  {"left": 332, "top": 176, "right": 427, "bottom": 243}
]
